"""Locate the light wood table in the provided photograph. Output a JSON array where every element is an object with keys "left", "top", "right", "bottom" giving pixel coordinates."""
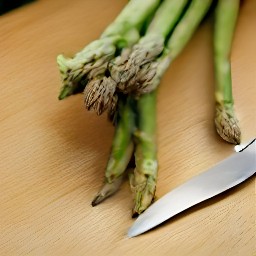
[{"left": 0, "top": 0, "right": 255, "bottom": 255}]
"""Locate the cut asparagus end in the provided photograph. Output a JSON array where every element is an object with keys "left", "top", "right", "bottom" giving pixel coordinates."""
[
  {"left": 92, "top": 176, "right": 123, "bottom": 206},
  {"left": 57, "top": 38, "right": 119, "bottom": 99},
  {"left": 215, "top": 104, "right": 241, "bottom": 145},
  {"left": 57, "top": 54, "right": 85, "bottom": 99},
  {"left": 58, "top": 86, "right": 72, "bottom": 100},
  {"left": 58, "top": 80, "right": 87, "bottom": 100}
]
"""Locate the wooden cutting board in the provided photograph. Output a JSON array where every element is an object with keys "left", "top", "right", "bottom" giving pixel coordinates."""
[{"left": 0, "top": 0, "right": 255, "bottom": 255}]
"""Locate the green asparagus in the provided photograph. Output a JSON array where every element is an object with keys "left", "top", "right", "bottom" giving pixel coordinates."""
[
  {"left": 111, "top": 0, "right": 189, "bottom": 89},
  {"left": 92, "top": 96, "right": 135, "bottom": 206},
  {"left": 57, "top": 0, "right": 244, "bottom": 218},
  {"left": 125, "top": 0, "right": 213, "bottom": 95},
  {"left": 214, "top": 0, "right": 241, "bottom": 144},
  {"left": 84, "top": 0, "right": 190, "bottom": 116},
  {"left": 57, "top": 0, "right": 161, "bottom": 100},
  {"left": 130, "top": 90, "right": 158, "bottom": 216}
]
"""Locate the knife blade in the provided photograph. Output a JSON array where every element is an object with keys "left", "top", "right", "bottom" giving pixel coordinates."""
[{"left": 128, "top": 139, "right": 256, "bottom": 237}]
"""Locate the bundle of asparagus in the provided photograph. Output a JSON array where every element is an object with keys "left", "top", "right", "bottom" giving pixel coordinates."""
[{"left": 57, "top": 0, "right": 241, "bottom": 215}]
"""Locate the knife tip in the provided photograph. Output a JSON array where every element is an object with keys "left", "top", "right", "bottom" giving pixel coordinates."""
[
  {"left": 127, "top": 222, "right": 149, "bottom": 238},
  {"left": 127, "top": 228, "right": 139, "bottom": 238}
]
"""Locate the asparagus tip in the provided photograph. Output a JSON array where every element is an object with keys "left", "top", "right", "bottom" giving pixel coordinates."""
[
  {"left": 215, "top": 104, "right": 241, "bottom": 145},
  {"left": 84, "top": 76, "right": 117, "bottom": 115}
]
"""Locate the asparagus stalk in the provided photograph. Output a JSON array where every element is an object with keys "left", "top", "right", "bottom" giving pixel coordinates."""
[
  {"left": 130, "top": 91, "right": 158, "bottom": 216},
  {"left": 126, "top": 0, "right": 213, "bottom": 95},
  {"left": 214, "top": 0, "right": 241, "bottom": 144},
  {"left": 92, "top": 96, "right": 135, "bottom": 206},
  {"left": 110, "top": 0, "right": 189, "bottom": 88},
  {"left": 86, "top": 0, "right": 189, "bottom": 116},
  {"left": 57, "top": 0, "right": 161, "bottom": 100}
]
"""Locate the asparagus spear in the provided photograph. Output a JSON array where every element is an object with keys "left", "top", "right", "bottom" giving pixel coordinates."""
[
  {"left": 110, "top": 0, "right": 190, "bottom": 89},
  {"left": 92, "top": 96, "right": 135, "bottom": 206},
  {"left": 214, "top": 0, "right": 241, "bottom": 144},
  {"left": 57, "top": 0, "right": 161, "bottom": 100},
  {"left": 84, "top": 0, "right": 189, "bottom": 116},
  {"left": 130, "top": 90, "right": 158, "bottom": 216},
  {"left": 125, "top": 0, "right": 213, "bottom": 95}
]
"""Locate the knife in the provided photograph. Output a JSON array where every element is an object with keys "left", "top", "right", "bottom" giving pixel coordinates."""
[{"left": 128, "top": 138, "right": 256, "bottom": 237}]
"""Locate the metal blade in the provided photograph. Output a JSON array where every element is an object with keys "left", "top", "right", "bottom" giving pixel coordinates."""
[{"left": 128, "top": 139, "right": 256, "bottom": 237}]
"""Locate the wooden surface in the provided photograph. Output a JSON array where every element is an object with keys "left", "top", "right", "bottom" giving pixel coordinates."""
[{"left": 0, "top": 0, "right": 255, "bottom": 255}]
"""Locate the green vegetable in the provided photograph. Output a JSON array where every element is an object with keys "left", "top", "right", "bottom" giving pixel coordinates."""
[
  {"left": 57, "top": 0, "right": 242, "bottom": 217},
  {"left": 130, "top": 90, "right": 158, "bottom": 216},
  {"left": 84, "top": 0, "right": 190, "bottom": 116},
  {"left": 125, "top": 0, "right": 213, "bottom": 95},
  {"left": 116, "top": 0, "right": 190, "bottom": 85},
  {"left": 213, "top": 0, "right": 241, "bottom": 144},
  {"left": 92, "top": 96, "right": 135, "bottom": 206},
  {"left": 57, "top": 0, "right": 161, "bottom": 100}
]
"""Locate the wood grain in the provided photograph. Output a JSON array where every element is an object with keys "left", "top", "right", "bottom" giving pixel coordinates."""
[{"left": 0, "top": 0, "right": 255, "bottom": 255}]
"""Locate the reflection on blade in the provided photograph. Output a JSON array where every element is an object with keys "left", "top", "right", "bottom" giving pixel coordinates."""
[{"left": 128, "top": 139, "right": 256, "bottom": 237}]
